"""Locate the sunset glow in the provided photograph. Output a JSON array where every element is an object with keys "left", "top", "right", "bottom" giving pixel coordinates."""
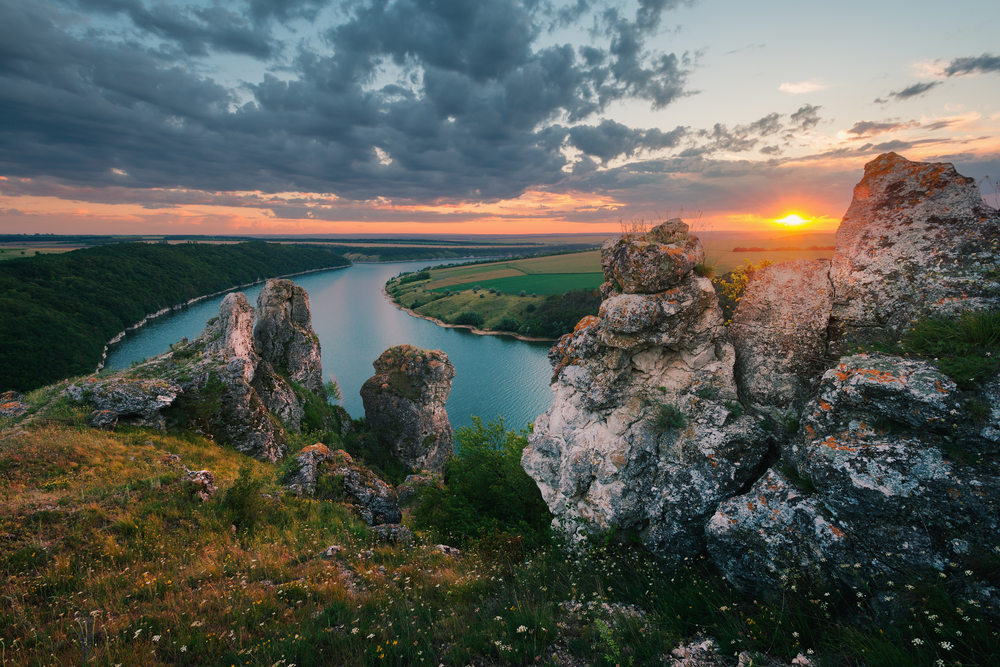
[{"left": 773, "top": 214, "right": 812, "bottom": 228}]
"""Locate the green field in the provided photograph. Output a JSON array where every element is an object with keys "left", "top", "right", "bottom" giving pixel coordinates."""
[{"left": 424, "top": 250, "right": 602, "bottom": 294}]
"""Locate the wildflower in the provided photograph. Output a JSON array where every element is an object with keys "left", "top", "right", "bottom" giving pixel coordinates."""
[
  {"left": 351, "top": 628, "right": 359, "bottom": 634},
  {"left": 940, "top": 642, "right": 953, "bottom": 650},
  {"left": 152, "top": 635, "right": 161, "bottom": 643},
  {"left": 517, "top": 625, "right": 527, "bottom": 633},
  {"left": 180, "top": 646, "right": 187, "bottom": 653},
  {"left": 912, "top": 638, "right": 924, "bottom": 646},
  {"left": 367, "top": 634, "right": 375, "bottom": 639},
  {"left": 494, "top": 616, "right": 503, "bottom": 621}
]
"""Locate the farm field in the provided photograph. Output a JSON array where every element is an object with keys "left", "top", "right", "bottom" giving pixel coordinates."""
[{"left": 423, "top": 250, "right": 602, "bottom": 294}]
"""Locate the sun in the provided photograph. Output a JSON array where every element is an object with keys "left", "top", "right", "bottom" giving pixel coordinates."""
[{"left": 773, "top": 213, "right": 812, "bottom": 227}]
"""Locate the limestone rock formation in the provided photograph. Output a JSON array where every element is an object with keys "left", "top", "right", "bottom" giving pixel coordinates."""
[
  {"left": 523, "top": 220, "right": 773, "bottom": 559},
  {"left": 65, "top": 377, "right": 182, "bottom": 429},
  {"left": 708, "top": 353, "right": 1000, "bottom": 591},
  {"left": 829, "top": 152, "right": 1000, "bottom": 351},
  {"left": 66, "top": 279, "right": 327, "bottom": 462},
  {"left": 285, "top": 444, "right": 402, "bottom": 526},
  {"left": 254, "top": 279, "right": 324, "bottom": 393},
  {"left": 361, "top": 345, "right": 455, "bottom": 472},
  {"left": 729, "top": 259, "right": 833, "bottom": 418}
]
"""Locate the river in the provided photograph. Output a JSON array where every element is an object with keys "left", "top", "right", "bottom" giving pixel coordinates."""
[{"left": 104, "top": 261, "right": 555, "bottom": 430}]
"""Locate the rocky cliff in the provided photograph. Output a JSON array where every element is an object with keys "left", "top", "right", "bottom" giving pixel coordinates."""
[
  {"left": 360, "top": 345, "right": 455, "bottom": 472},
  {"left": 522, "top": 219, "right": 773, "bottom": 559},
  {"left": 65, "top": 278, "right": 328, "bottom": 462},
  {"left": 525, "top": 155, "right": 1000, "bottom": 599}
]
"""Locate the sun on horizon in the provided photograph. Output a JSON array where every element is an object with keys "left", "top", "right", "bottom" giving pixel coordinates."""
[{"left": 773, "top": 213, "right": 812, "bottom": 228}]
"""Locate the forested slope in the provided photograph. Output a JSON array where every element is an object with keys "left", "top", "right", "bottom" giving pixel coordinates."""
[{"left": 0, "top": 242, "right": 350, "bottom": 392}]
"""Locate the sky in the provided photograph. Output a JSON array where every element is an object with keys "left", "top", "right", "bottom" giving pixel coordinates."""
[{"left": 1, "top": 0, "right": 998, "bottom": 237}]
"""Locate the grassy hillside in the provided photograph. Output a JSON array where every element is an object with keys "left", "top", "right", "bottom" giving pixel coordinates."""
[
  {"left": 0, "top": 242, "right": 351, "bottom": 393},
  {"left": 2, "top": 382, "right": 997, "bottom": 666}
]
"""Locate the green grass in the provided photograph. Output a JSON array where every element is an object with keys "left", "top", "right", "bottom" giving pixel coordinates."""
[
  {"left": 2, "top": 396, "right": 999, "bottom": 666},
  {"left": 439, "top": 272, "right": 605, "bottom": 295},
  {"left": 901, "top": 310, "right": 1000, "bottom": 389}
]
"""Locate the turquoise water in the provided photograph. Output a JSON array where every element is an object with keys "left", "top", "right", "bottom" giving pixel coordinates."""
[{"left": 104, "top": 262, "right": 555, "bottom": 430}]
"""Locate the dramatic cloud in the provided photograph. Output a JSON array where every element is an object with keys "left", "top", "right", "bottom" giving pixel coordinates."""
[
  {"left": 789, "top": 104, "right": 821, "bottom": 130},
  {"left": 0, "top": 0, "right": 693, "bottom": 202},
  {"left": 943, "top": 53, "right": 1000, "bottom": 77},
  {"left": 846, "top": 120, "right": 918, "bottom": 137}
]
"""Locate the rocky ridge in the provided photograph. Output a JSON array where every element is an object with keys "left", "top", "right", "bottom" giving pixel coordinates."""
[{"left": 525, "top": 154, "right": 1000, "bottom": 597}]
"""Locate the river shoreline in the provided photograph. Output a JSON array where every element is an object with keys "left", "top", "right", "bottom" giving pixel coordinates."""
[
  {"left": 96, "top": 264, "right": 350, "bottom": 371},
  {"left": 380, "top": 283, "right": 556, "bottom": 344}
]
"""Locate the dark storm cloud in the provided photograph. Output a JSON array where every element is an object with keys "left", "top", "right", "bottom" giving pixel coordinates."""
[
  {"left": 64, "top": 0, "right": 277, "bottom": 58},
  {"left": 885, "top": 81, "right": 941, "bottom": 101},
  {"left": 0, "top": 0, "right": 695, "bottom": 202},
  {"left": 943, "top": 53, "right": 1000, "bottom": 76}
]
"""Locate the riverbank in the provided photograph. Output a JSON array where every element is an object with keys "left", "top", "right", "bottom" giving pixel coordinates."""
[
  {"left": 96, "top": 264, "right": 351, "bottom": 371},
  {"left": 381, "top": 283, "right": 557, "bottom": 343}
]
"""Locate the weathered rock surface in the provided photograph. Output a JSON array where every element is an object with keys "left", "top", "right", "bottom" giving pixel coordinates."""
[
  {"left": 66, "top": 377, "right": 182, "bottom": 429},
  {"left": 285, "top": 444, "right": 402, "bottom": 525},
  {"left": 708, "top": 353, "right": 1000, "bottom": 590},
  {"left": 66, "top": 280, "right": 326, "bottom": 462},
  {"left": 730, "top": 259, "right": 833, "bottom": 417},
  {"left": 361, "top": 345, "right": 455, "bottom": 472},
  {"left": 0, "top": 390, "right": 30, "bottom": 418},
  {"left": 601, "top": 219, "right": 705, "bottom": 295},
  {"left": 183, "top": 469, "right": 218, "bottom": 502},
  {"left": 523, "top": 220, "right": 773, "bottom": 559},
  {"left": 254, "top": 279, "right": 324, "bottom": 393},
  {"left": 829, "top": 152, "right": 1000, "bottom": 351}
]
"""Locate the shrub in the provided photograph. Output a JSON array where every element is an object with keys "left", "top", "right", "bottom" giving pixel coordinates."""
[
  {"left": 651, "top": 402, "right": 685, "bottom": 432},
  {"left": 413, "top": 417, "right": 551, "bottom": 549},
  {"left": 454, "top": 311, "right": 485, "bottom": 327},
  {"left": 519, "top": 290, "right": 526, "bottom": 297},
  {"left": 901, "top": 310, "right": 1000, "bottom": 389},
  {"left": 694, "top": 262, "right": 715, "bottom": 278},
  {"left": 496, "top": 316, "right": 521, "bottom": 332},
  {"left": 525, "top": 303, "right": 536, "bottom": 313}
]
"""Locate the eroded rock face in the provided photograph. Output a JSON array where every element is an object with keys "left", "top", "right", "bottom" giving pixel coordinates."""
[
  {"left": 524, "top": 221, "right": 773, "bottom": 559},
  {"left": 601, "top": 219, "right": 706, "bottom": 295},
  {"left": 285, "top": 445, "right": 402, "bottom": 526},
  {"left": 361, "top": 345, "right": 455, "bottom": 472},
  {"left": 66, "top": 377, "right": 182, "bottom": 429},
  {"left": 729, "top": 259, "right": 833, "bottom": 418},
  {"left": 830, "top": 152, "right": 1000, "bottom": 350},
  {"left": 254, "top": 279, "right": 324, "bottom": 393},
  {"left": 708, "top": 353, "right": 1000, "bottom": 590}
]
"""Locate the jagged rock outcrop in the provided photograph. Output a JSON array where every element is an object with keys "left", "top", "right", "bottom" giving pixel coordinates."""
[
  {"left": 706, "top": 154, "right": 1000, "bottom": 593},
  {"left": 65, "top": 377, "right": 182, "bottom": 429},
  {"left": 361, "top": 345, "right": 455, "bottom": 472},
  {"left": 729, "top": 259, "right": 833, "bottom": 418},
  {"left": 65, "top": 279, "right": 326, "bottom": 462},
  {"left": 254, "top": 279, "right": 324, "bottom": 393},
  {"left": 0, "top": 391, "right": 30, "bottom": 418},
  {"left": 285, "top": 444, "right": 402, "bottom": 525},
  {"left": 523, "top": 220, "right": 773, "bottom": 559},
  {"left": 829, "top": 152, "right": 1000, "bottom": 351},
  {"left": 708, "top": 353, "right": 1000, "bottom": 591}
]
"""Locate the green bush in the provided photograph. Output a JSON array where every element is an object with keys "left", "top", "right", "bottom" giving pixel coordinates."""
[
  {"left": 413, "top": 417, "right": 551, "bottom": 549},
  {"left": 496, "top": 316, "right": 521, "bottom": 332},
  {"left": 651, "top": 402, "right": 685, "bottom": 432},
  {"left": 454, "top": 311, "right": 485, "bottom": 327}
]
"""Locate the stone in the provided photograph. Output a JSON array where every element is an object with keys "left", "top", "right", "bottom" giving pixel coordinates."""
[
  {"left": 89, "top": 410, "right": 118, "bottom": 430},
  {"left": 285, "top": 445, "right": 402, "bottom": 525},
  {"left": 396, "top": 472, "right": 442, "bottom": 506},
  {"left": 320, "top": 545, "right": 343, "bottom": 559},
  {"left": 829, "top": 152, "right": 1000, "bottom": 351},
  {"left": 729, "top": 259, "right": 833, "bottom": 417},
  {"left": 254, "top": 279, "right": 324, "bottom": 393},
  {"left": 0, "top": 390, "right": 30, "bottom": 418},
  {"left": 183, "top": 469, "right": 217, "bottom": 502},
  {"left": 68, "top": 377, "right": 182, "bottom": 429},
  {"left": 435, "top": 544, "right": 461, "bottom": 557},
  {"left": 371, "top": 524, "right": 415, "bottom": 548},
  {"left": 601, "top": 219, "right": 706, "bottom": 295},
  {"left": 523, "top": 227, "right": 773, "bottom": 560},
  {"left": 361, "top": 345, "right": 455, "bottom": 472},
  {"left": 710, "top": 353, "right": 1000, "bottom": 592}
]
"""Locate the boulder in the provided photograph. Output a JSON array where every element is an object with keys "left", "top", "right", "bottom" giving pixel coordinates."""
[
  {"left": 360, "top": 345, "right": 455, "bottom": 472},
  {"left": 285, "top": 445, "right": 402, "bottom": 525},
  {"left": 0, "top": 390, "right": 30, "bottom": 419},
  {"left": 729, "top": 259, "right": 833, "bottom": 417},
  {"left": 708, "top": 353, "right": 1000, "bottom": 591},
  {"left": 829, "top": 152, "right": 1000, "bottom": 351},
  {"left": 254, "top": 279, "right": 324, "bottom": 393},
  {"left": 523, "top": 220, "right": 773, "bottom": 559},
  {"left": 183, "top": 469, "right": 218, "bottom": 502},
  {"left": 600, "top": 219, "right": 706, "bottom": 295},
  {"left": 67, "top": 377, "right": 182, "bottom": 429}
]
